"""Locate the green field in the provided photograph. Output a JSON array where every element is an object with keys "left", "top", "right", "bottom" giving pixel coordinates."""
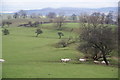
[
  {"left": 0, "top": 28, "right": 2, "bottom": 79},
  {"left": 2, "top": 23, "right": 118, "bottom": 78}
]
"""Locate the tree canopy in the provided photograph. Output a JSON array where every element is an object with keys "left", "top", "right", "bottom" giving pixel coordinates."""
[
  {"left": 35, "top": 28, "right": 43, "bottom": 37},
  {"left": 78, "top": 13, "right": 117, "bottom": 65}
]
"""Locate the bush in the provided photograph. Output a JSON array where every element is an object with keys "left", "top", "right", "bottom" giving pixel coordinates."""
[
  {"left": 35, "top": 28, "right": 43, "bottom": 37},
  {"left": 2, "top": 28, "right": 10, "bottom": 35},
  {"left": 57, "top": 32, "right": 64, "bottom": 39},
  {"left": 55, "top": 40, "right": 67, "bottom": 48},
  {"left": 54, "top": 37, "right": 75, "bottom": 48}
]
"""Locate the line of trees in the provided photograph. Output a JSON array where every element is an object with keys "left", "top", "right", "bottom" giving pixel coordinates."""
[
  {"left": 13, "top": 10, "right": 27, "bottom": 19},
  {"left": 12, "top": 11, "right": 116, "bottom": 23}
]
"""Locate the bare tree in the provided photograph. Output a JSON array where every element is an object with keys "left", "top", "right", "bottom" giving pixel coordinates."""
[
  {"left": 78, "top": 12, "right": 117, "bottom": 65},
  {"left": 71, "top": 14, "right": 77, "bottom": 21},
  {"left": 47, "top": 12, "right": 56, "bottom": 19},
  {"left": 18, "top": 10, "right": 27, "bottom": 18},
  {"left": 30, "top": 13, "right": 37, "bottom": 18},
  {"left": 54, "top": 16, "right": 65, "bottom": 30},
  {"left": 13, "top": 13, "right": 19, "bottom": 19},
  {"left": 105, "top": 11, "right": 114, "bottom": 24}
]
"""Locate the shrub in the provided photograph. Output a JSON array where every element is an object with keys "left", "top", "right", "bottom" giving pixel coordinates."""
[
  {"left": 2, "top": 28, "right": 9, "bottom": 35},
  {"left": 55, "top": 40, "right": 67, "bottom": 48},
  {"left": 35, "top": 28, "right": 43, "bottom": 37}
]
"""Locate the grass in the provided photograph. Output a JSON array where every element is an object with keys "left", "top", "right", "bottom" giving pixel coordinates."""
[
  {"left": 2, "top": 25, "right": 118, "bottom": 78},
  {"left": 0, "top": 28, "right": 2, "bottom": 79},
  {"left": 41, "top": 23, "right": 80, "bottom": 28}
]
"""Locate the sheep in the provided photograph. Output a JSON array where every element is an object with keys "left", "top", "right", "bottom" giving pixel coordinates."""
[
  {"left": 79, "top": 58, "right": 86, "bottom": 62},
  {"left": 101, "top": 61, "right": 109, "bottom": 64},
  {"left": 61, "top": 59, "right": 65, "bottom": 62},
  {"left": 61, "top": 58, "right": 71, "bottom": 62},
  {"left": 65, "top": 58, "right": 71, "bottom": 62},
  {"left": 0, "top": 59, "right": 5, "bottom": 62},
  {"left": 94, "top": 60, "right": 100, "bottom": 64}
]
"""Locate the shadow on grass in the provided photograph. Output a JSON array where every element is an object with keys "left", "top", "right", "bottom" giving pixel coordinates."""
[{"left": 31, "top": 36, "right": 70, "bottom": 39}]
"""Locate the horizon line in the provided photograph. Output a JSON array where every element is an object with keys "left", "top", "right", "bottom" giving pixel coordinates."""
[{"left": 1, "top": 6, "right": 118, "bottom": 14}]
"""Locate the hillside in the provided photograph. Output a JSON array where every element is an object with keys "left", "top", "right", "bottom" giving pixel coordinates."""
[
  {"left": 2, "top": 7, "right": 117, "bottom": 16},
  {"left": 24, "top": 7, "right": 118, "bottom": 16}
]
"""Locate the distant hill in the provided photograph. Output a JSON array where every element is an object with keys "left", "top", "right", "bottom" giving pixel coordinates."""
[
  {"left": 2, "top": 7, "right": 117, "bottom": 16},
  {"left": 24, "top": 7, "right": 117, "bottom": 16}
]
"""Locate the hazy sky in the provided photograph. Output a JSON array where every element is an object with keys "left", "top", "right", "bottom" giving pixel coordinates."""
[{"left": 1, "top": 0, "right": 119, "bottom": 13}]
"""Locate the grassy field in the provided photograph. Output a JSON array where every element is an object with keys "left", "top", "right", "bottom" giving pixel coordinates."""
[
  {"left": 2, "top": 23, "right": 118, "bottom": 78},
  {"left": 0, "top": 28, "right": 2, "bottom": 79}
]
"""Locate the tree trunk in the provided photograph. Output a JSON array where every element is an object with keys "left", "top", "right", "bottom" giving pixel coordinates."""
[
  {"left": 93, "top": 48, "right": 98, "bottom": 60},
  {"left": 102, "top": 52, "right": 109, "bottom": 65},
  {"left": 59, "top": 35, "right": 61, "bottom": 39},
  {"left": 36, "top": 34, "right": 39, "bottom": 37},
  {"left": 59, "top": 22, "right": 62, "bottom": 30}
]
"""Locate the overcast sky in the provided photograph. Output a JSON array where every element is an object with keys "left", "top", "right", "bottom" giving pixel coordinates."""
[{"left": 1, "top": 0, "right": 119, "bottom": 13}]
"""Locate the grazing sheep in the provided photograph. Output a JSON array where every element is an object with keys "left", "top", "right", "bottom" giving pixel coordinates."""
[
  {"left": 79, "top": 58, "right": 86, "bottom": 62},
  {"left": 61, "top": 58, "right": 71, "bottom": 62},
  {"left": 65, "top": 58, "right": 71, "bottom": 62},
  {"left": 101, "top": 61, "right": 109, "bottom": 64},
  {"left": 94, "top": 60, "right": 100, "bottom": 64},
  {"left": 61, "top": 59, "right": 65, "bottom": 62},
  {"left": 0, "top": 59, "right": 5, "bottom": 62}
]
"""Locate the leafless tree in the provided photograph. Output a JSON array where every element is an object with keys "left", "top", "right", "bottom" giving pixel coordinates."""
[
  {"left": 71, "top": 14, "right": 77, "bottom": 21},
  {"left": 47, "top": 12, "right": 56, "bottom": 19},
  {"left": 13, "top": 13, "right": 19, "bottom": 19},
  {"left": 54, "top": 16, "right": 65, "bottom": 30},
  {"left": 18, "top": 10, "right": 27, "bottom": 18},
  {"left": 78, "top": 12, "right": 117, "bottom": 65}
]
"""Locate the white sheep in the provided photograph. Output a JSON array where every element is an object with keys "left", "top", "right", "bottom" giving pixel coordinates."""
[
  {"left": 94, "top": 60, "right": 100, "bottom": 64},
  {"left": 61, "top": 58, "right": 71, "bottom": 62},
  {"left": 65, "top": 58, "right": 71, "bottom": 62},
  {"left": 79, "top": 58, "right": 86, "bottom": 62},
  {"left": 0, "top": 59, "right": 5, "bottom": 62},
  {"left": 101, "top": 61, "right": 109, "bottom": 64},
  {"left": 61, "top": 59, "right": 65, "bottom": 62}
]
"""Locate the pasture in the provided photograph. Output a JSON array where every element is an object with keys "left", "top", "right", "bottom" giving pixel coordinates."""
[
  {"left": 2, "top": 23, "right": 118, "bottom": 78},
  {"left": 0, "top": 28, "right": 2, "bottom": 79}
]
